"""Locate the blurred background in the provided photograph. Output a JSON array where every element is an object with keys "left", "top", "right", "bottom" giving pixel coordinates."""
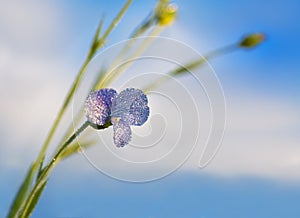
[{"left": 0, "top": 0, "right": 299, "bottom": 217}]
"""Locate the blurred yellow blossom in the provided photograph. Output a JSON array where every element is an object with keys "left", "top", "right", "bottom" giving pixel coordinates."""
[{"left": 155, "top": 0, "right": 178, "bottom": 26}]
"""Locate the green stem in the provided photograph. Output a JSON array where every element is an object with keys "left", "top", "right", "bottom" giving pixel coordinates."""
[
  {"left": 10, "top": 1, "right": 136, "bottom": 216},
  {"left": 55, "top": 0, "right": 134, "bottom": 156},
  {"left": 35, "top": 55, "right": 92, "bottom": 176},
  {"left": 96, "top": 0, "right": 133, "bottom": 50},
  {"left": 35, "top": 0, "right": 134, "bottom": 172},
  {"left": 34, "top": 18, "right": 105, "bottom": 174},
  {"left": 58, "top": 10, "right": 156, "bottom": 150},
  {"left": 97, "top": 25, "right": 164, "bottom": 89},
  {"left": 35, "top": 0, "right": 132, "bottom": 172},
  {"left": 19, "top": 121, "right": 90, "bottom": 218},
  {"left": 143, "top": 43, "right": 238, "bottom": 92}
]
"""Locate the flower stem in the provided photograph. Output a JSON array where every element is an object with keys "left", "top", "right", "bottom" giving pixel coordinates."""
[
  {"left": 19, "top": 121, "right": 90, "bottom": 218},
  {"left": 97, "top": 25, "right": 164, "bottom": 89},
  {"left": 95, "top": 0, "right": 133, "bottom": 50},
  {"left": 143, "top": 43, "right": 238, "bottom": 92},
  {"left": 35, "top": 0, "right": 134, "bottom": 175},
  {"left": 35, "top": 55, "right": 92, "bottom": 177}
]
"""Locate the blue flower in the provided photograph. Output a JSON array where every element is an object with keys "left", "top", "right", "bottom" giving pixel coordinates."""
[
  {"left": 84, "top": 88, "right": 149, "bottom": 147},
  {"left": 84, "top": 88, "right": 117, "bottom": 126},
  {"left": 111, "top": 88, "right": 149, "bottom": 126},
  {"left": 111, "top": 118, "right": 132, "bottom": 147}
]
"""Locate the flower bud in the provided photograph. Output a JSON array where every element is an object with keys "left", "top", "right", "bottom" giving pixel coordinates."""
[
  {"left": 155, "top": 0, "right": 178, "bottom": 26},
  {"left": 239, "top": 33, "right": 266, "bottom": 49}
]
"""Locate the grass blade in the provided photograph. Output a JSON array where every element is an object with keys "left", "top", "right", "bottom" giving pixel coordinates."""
[
  {"left": 7, "top": 163, "right": 37, "bottom": 218},
  {"left": 96, "top": 0, "right": 134, "bottom": 50},
  {"left": 61, "top": 140, "right": 96, "bottom": 160},
  {"left": 35, "top": 1, "right": 134, "bottom": 177},
  {"left": 21, "top": 180, "right": 47, "bottom": 218}
]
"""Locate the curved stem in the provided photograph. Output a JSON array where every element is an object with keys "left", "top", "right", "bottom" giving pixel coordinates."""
[
  {"left": 35, "top": 0, "right": 134, "bottom": 172},
  {"left": 35, "top": 58, "right": 91, "bottom": 172},
  {"left": 19, "top": 121, "right": 90, "bottom": 218},
  {"left": 95, "top": 0, "right": 133, "bottom": 50},
  {"left": 143, "top": 43, "right": 239, "bottom": 92},
  {"left": 96, "top": 25, "right": 164, "bottom": 89}
]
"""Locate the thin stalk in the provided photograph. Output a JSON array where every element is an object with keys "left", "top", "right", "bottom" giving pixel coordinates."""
[
  {"left": 96, "top": 26, "right": 164, "bottom": 89},
  {"left": 56, "top": 108, "right": 85, "bottom": 153},
  {"left": 19, "top": 121, "right": 90, "bottom": 218},
  {"left": 35, "top": 55, "right": 91, "bottom": 176},
  {"left": 36, "top": 0, "right": 133, "bottom": 175},
  {"left": 131, "top": 18, "right": 154, "bottom": 38},
  {"left": 58, "top": 13, "right": 157, "bottom": 150},
  {"left": 63, "top": 26, "right": 164, "bottom": 144},
  {"left": 96, "top": 0, "right": 133, "bottom": 50},
  {"left": 34, "top": 18, "right": 104, "bottom": 175},
  {"left": 53, "top": 0, "right": 134, "bottom": 156},
  {"left": 100, "top": 15, "right": 156, "bottom": 82},
  {"left": 143, "top": 43, "right": 238, "bottom": 92},
  {"left": 88, "top": 17, "right": 105, "bottom": 59}
]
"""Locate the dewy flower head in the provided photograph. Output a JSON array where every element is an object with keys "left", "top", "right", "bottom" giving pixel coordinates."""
[
  {"left": 111, "top": 88, "right": 149, "bottom": 126},
  {"left": 112, "top": 119, "right": 132, "bottom": 148},
  {"left": 84, "top": 88, "right": 117, "bottom": 126},
  {"left": 84, "top": 88, "right": 149, "bottom": 147}
]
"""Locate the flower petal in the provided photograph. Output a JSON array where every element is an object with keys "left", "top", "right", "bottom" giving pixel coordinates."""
[
  {"left": 84, "top": 88, "right": 117, "bottom": 126},
  {"left": 111, "top": 88, "right": 149, "bottom": 126},
  {"left": 112, "top": 119, "right": 132, "bottom": 147}
]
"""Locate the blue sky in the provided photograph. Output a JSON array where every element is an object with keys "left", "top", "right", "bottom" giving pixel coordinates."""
[{"left": 0, "top": 0, "right": 300, "bottom": 217}]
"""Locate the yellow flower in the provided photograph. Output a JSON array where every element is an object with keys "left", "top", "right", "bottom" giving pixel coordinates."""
[{"left": 155, "top": 0, "right": 178, "bottom": 26}]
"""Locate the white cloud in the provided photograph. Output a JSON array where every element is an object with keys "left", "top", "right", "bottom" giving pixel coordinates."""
[
  {"left": 0, "top": 53, "right": 73, "bottom": 168},
  {"left": 0, "top": 0, "right": 72, "bottom": 169},
  {"left": 190, "top": 96, "right": 300, "bottom": 182},
  {"left": 0, "top": 0, "right": 64, "bottom": 53}
]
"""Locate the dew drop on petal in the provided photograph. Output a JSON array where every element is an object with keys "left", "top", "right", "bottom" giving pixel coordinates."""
[
  {"left": 112, "top": 118, "right": 132, "bottom": 147},
  {"left": 84, "top": 88, "right": 117, "bottom": 126},
  {"left": 111, "top": 88, "right": 149, "bottom": 126}
]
